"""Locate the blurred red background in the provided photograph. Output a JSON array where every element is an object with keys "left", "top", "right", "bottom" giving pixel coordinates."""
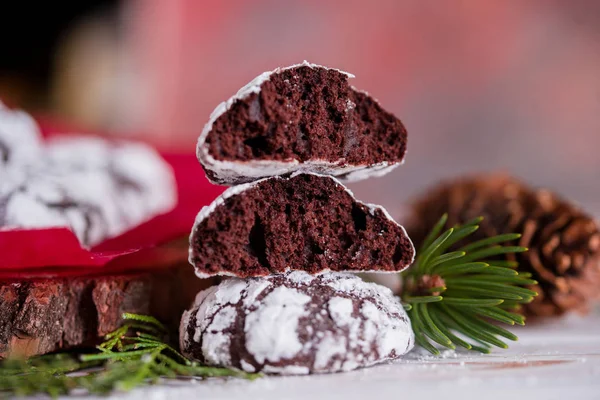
[{"left": 1, "top": 0, "right": 599, "bottom": 217}]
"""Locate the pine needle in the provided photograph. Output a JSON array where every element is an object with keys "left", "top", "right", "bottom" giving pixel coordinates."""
[
  {"left": 401, "top": 213, "right": 536, "bottom": 354},
  {"left": 0, "top": 313, "right": 260, "bottom": 398}
]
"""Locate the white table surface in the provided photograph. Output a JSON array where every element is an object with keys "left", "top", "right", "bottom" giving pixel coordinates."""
[{"left": 59, "top": 310, "right": 600, "bottom": 400}]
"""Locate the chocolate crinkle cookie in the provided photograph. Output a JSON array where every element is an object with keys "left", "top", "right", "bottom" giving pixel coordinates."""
[
  {"left": 44, "top": 136, "right": 177, "bottom": 232},
  {"left": 180, "top": 271, "right": 414, "bottom": 375},
  {"left": 0, "top": 106, "right": 177, "bottom": 247},
  {"left": 197, "top": 61, "right": 408, "bottom": 185},
  {"left": 189, "top": 172, "right": 414, "bottom": 278},
  {"left": 0, "top": 102, "right": 43, "bottom": 172}
]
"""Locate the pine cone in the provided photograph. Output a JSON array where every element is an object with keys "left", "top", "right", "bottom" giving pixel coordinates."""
[{"left": 407, "top": 173, "right": 600, "bottom": 317}]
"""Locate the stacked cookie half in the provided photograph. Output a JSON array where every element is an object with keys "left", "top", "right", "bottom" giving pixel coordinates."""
[{"left": 181, "top": 62, "right": 416, "bottom": 374}]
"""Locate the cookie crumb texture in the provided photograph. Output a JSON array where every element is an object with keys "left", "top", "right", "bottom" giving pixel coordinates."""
[
  {"left": 189, "top": 173, "right": 414, "bottom": 278},
  {"left": 180, "top": 271, "right": 414, "bottom": 374},
  {"left": 198, "top": 62, "right": 408, "bottom": 184}
]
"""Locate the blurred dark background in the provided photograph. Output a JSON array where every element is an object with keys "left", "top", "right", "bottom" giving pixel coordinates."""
[{"left": 1, "top": 0, "right": 599, "bottom": 218}]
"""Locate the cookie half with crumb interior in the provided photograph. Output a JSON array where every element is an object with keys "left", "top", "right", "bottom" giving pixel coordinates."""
[
  {"left": 197, "top": 61, "right": 408, "bottom": 185},
  {"left": 189, "top": 172, "right": 414, "bottom": 278}
]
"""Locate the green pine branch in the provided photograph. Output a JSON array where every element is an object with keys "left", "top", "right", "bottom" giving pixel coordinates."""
[
  {"left": 0, "top": 313, "right": 260, "bottom": 398},
  {"left": 401, "top": 213, "right": 535, "bottom": 355}
]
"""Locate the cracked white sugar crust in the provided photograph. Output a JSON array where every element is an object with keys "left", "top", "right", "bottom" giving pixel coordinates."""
[
  {"left": 180, "top": 271, "right": 414, "bottom": 375},
  {"left": 0, "top": 129, "right": 177, "bottom": 247},
  {"left": 245, "top": 286, "right": 311, "bottom": 364},
  {"left": 0, "top": 102, "right": 43, "bottom": 172},
  {"left": 45, "top": 136, "right": 177, "bottom": 227},
  {"left": 188, "top": 172, "right": 415, "bottom": 278},
  {"left": 195, "top": 61, "right": 404, "bottom": 185}
]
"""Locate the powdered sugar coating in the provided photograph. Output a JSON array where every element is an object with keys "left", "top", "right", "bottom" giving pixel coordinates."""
[
  {"left": 0, "top": 102, "right": 43, "bottom": 172},
  {"left": 1, "top": 167, "right": 119, "bottom": 245},
  {"left": 196, "top": 61, "right": 404, "bottom": 185},
  {"left": 245, "top": 286, "right": 311, "bottom": 364},
  {"left": 189, "top": 172, "right": 415, "bottom": 278},
  {"left": 180, "top": 271, "right": 414, "bottom": 375},
  {"left": 46, "top": 136, "right": 176, "bottom": 227},
  {"left": 0, "top": 136, "right": 177, "bottom": 247}
]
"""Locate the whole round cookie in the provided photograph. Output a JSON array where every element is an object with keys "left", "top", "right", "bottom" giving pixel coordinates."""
[
  {"left": 180, "top": 271, "right": 414, "bottom": 375},
  {"left": 189, "top": 172, "right": 414, "bottom": 278},
  {"left": 197, "top": 61, "right": 408, "bottom": 185}
]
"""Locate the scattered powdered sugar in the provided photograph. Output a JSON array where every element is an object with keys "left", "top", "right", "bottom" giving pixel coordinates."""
[
  {"left": 345, "top": 99, "right": 356, "bottom": 111},
  {"left": 180, "top": 271, "right": 414, "bottom": 375},
  {"left": 261, "top": 365, "right": 310, "bottom": 375},
  {"left": 404, "top": 346, "right": 459, "bottom": 362},
  {"left": 196, "top": 61, "right": 402, "bottom": 185}
]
